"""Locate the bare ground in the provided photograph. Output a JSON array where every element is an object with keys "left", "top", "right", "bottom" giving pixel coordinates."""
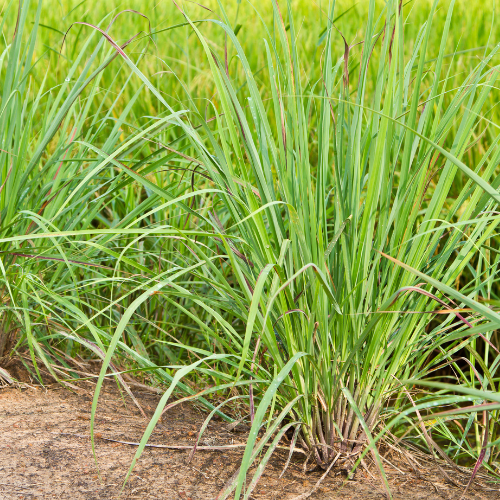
[{"left": 0, "top": 371, "right": 499, "bottom": 500}]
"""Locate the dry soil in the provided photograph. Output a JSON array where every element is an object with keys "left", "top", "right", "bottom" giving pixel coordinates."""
[{"left": 1, "top": 374, "right": 499, "bottom": 500}]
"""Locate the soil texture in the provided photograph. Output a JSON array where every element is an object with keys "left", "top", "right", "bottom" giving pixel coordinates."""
[{"left": 1, "top": 379, "right": 499, "bottom": 500}]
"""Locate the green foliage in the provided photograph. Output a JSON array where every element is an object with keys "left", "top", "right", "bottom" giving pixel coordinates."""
[{"left": 2, "top": 0, "right": 500, "bottom": 495}]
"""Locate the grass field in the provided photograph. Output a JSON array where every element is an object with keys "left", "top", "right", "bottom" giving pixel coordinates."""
[{"left": 1, "top": 0, "right": 500, "bottom": 496}]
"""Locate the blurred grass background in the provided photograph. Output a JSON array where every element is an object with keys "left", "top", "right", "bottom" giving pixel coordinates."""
[
  {"left": 2, "top": 0, "right": 495, "bottom": 209},
  {"left": 6, "top": 0, "right": 497, "bottom": 130}
]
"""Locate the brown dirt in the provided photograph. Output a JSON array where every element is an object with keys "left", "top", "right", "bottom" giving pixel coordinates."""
[{"left": 0, "top": 379, "right": 499, "bottom": 500}]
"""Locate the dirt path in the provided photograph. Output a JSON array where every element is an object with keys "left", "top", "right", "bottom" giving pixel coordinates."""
[{"left": 0, "top": 383, "right": 498, "bottom": 500}]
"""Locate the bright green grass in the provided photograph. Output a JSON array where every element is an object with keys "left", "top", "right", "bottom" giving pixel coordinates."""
[
  {"left": 3, "top": 0, "right": 498, "bottom": 130},
  {"left": 1, "top": 0, "right": 500, "bottom": 497}
]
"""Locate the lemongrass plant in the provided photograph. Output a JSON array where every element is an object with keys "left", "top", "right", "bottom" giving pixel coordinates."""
[
  {"left": 103, "top": 0, "right": 500, "bottom": 491},
  {"left": 4, "top": 0, "right": 500, "bottom": 495}
]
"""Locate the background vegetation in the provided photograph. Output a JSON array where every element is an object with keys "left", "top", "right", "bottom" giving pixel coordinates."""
[{"left": 1, "top": 0, "right": 500, "bottom": 496}]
